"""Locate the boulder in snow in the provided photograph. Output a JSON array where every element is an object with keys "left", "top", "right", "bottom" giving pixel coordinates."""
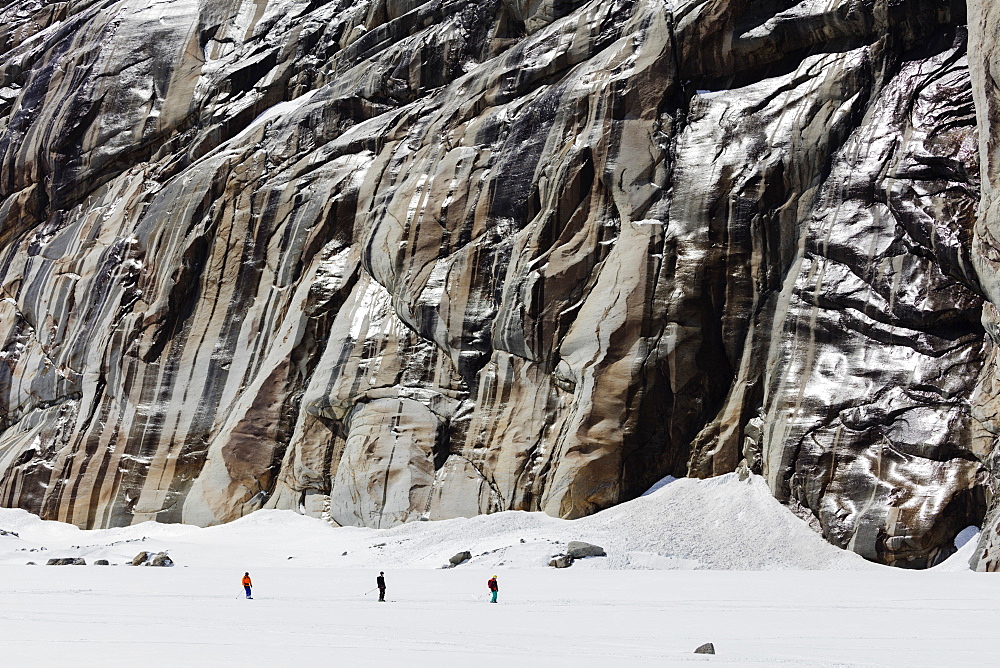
[
  {"left": 694, "top": 643, "right": 715, "bottom": 655},
  {"left": 449, "top": 551, "right": 472, "bottom": 565},
  {"left": 549, "top": 554, "right": 573, "bottom": 568},
  {"left": 147, "top": 552, "right": 174, "bottom": 567},
  {"left": 131, "top": 550, "right": 172, "bottom": 566},
  {"left": 46, "top": 557, "right": 86, "bottom": 565},
  {"left": 94, "top": 559, "right": 110, "bottom": 565},
  {"left": 567, "top": 541, "right": 606, "bottom": 559}
]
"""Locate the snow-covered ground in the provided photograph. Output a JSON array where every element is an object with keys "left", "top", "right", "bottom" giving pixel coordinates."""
[
  {"left": 0, "top": 475, "right": 873, "bottom": 570},
  {"left": 0, "top": 474, "right": 992, "bottom": 666}
]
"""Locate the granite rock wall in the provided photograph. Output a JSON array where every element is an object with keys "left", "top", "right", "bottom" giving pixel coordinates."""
[{"left": 0, "top": 0, "right": 994, "bottom": 567}]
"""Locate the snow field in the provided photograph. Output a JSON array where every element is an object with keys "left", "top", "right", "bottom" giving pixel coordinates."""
[
  {"left": 0, "top": 473, "right": 990, "bottom": 666},
  {"left": 1, "top": 567, "right": 997, "bottom": 667}
]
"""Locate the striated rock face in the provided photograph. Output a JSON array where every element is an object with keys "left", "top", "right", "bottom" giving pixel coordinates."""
[
  {"left": 0, "top": 0, "right": 995, "bottom": 567},
  {"left": 967, "top": 0, "right": 1000, "bottom": 572}
]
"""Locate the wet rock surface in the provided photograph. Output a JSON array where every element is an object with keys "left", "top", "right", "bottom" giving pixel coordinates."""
[{"left": 0, "top": 0, "right": 994, "bottom": 568}]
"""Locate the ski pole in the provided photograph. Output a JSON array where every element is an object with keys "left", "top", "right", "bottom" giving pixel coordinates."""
[{"left": 364, "top": 588, "right": 377, "bottom": 595}]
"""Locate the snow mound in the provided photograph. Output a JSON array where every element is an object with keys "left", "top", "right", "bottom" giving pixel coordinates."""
[
  {"left": 0, "top": 473, "right": 876, "bottom": 570},
  {"left": 315, "top": 473, "right": 872, "bottom": 570},
  {"left": 932, "top": 525, "right": 980, "bottom": 572}
]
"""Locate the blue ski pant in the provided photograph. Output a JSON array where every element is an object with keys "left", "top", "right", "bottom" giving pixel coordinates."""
[{"left": 244, "top": 586, "right": 252, "bottom": 598}]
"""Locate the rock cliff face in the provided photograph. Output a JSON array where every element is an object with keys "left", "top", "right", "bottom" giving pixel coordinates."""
[
  {"left": 0, "top": 0, "right": 996, "bottom": 568},
  {"left": 966, "top": 0, "right": 1000, "bottom": 572}
]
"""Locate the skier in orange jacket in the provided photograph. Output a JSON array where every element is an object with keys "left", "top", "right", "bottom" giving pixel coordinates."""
[{"left": 242, "top": 572, "right": 253, "bottom": 599}]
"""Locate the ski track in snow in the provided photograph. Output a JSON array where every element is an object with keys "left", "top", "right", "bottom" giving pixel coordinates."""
[{"left": 0, "top": 473, "right": 990, "bottom": 667}]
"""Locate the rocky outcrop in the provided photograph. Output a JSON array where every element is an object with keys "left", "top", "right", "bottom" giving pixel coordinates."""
[{"left": 0, "top": 0, "right": 994, "bottom": 567}]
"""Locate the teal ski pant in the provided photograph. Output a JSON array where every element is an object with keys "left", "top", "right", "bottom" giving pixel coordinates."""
[{"left": 490, "top": 591, "right": 497, "bottom": 603}]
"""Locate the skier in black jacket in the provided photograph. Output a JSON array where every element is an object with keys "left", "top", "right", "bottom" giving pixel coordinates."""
[{"left": 377, "top": 571, "right": 386, "bottom": 602}]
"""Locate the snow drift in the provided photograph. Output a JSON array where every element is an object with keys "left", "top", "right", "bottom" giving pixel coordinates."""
[{"left": 0, "top": 474, "right": 878, "bottom": 570}]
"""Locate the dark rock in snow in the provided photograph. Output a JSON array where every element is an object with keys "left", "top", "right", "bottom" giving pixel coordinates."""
[
  {"left": 94, "top": 559, "right": 110, "bottom": 565},
  {"left": 449, "top": 551, "right": 472, "bottom": 566},
  {"left": 131, "top": 552, "right": 150, "bottom": 566},
  {"left": 549, "top": 554, "right": 573, "bottom": 568},
  {"left": 46, "top": 558, "right": 86, "bottom": 565},
  {"left": 694, "top": 643, "right": 715, "bottom": 655},
  {"left": 567, "top": 542, "right": 606, "bottom": 559},
  {"left": 147, "top": 552, "right": 174, "bottom": 567}
]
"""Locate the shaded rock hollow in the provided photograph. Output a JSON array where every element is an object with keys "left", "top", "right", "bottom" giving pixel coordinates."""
[{"left": 0, "top": 0, "right": 997, "bottom": 568}]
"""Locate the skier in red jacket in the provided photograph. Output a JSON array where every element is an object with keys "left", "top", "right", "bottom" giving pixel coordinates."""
[{"left": 487, "top": 575, "right": 498, "bottom": 603}]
